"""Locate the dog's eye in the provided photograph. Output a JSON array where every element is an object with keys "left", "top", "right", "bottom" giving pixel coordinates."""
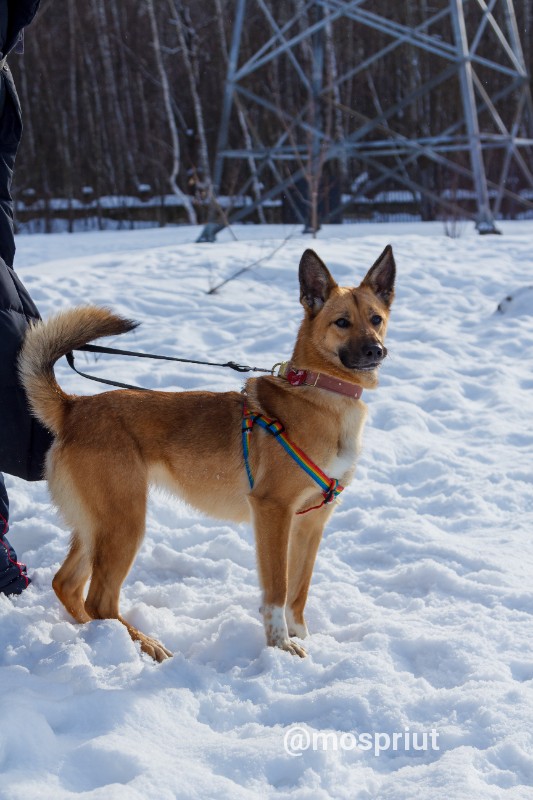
[
  {"left": 334, "top": 318, "right": 350, "bottom": 328},
  {"left": 370, "top": 314, "right": 383, "bottom": 326}
]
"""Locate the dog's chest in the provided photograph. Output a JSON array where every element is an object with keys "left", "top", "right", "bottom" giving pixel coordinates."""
[{"left": 326, "top": 404, "right": 367, "bottom": 481}]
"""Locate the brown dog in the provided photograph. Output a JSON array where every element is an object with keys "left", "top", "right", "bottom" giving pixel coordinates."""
[{"left": 19, "top": 247, "right": 395, "bottom": 661}]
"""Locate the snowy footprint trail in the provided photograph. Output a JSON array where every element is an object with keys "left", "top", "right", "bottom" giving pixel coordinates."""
[{"left": 1, "top": 222, "right": 533, "bottom": 799}]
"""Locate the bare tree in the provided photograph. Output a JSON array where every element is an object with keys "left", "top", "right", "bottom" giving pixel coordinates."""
[
  {"left": 146, "top": 0, "right": 197, "bottom": 223},
  {"left": 168, "top": 0, "right": 214, "bottom": 209}
]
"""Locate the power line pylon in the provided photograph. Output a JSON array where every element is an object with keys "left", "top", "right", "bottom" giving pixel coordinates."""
[{"left": 198, "top": 0, "right": 533, "bottom": 241}]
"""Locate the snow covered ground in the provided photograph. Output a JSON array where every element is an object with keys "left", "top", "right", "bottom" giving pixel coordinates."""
[{"left": 1, "top": 220, "right": 533, "bottom": 799}]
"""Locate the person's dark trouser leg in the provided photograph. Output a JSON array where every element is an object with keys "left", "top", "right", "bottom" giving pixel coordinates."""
[{"left": 0, "top": 472, "right": 30, "bottom": 595}]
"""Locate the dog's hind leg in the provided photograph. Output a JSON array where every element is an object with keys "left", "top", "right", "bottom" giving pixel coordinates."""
[
  {"left": 53, "top": 532, "right": 92, "bottom": 623},
  {"left": 83, "top": 509, "right": 172, "bottom": 663},
  {"left": 286, "top": 506, "right": 332, "bottom": 639},
  {"left": 71, "top": 458, "right": 173, "bottom": 663},
  {"left": 84, "top": 525, "right": 173, "bottom": 662}
]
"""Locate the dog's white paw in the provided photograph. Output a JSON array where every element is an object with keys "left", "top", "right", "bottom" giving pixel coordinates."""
[
  {"left": 273, "top": 638, "right": 307, "bottom": 658},
  {"left": 263, "top": 604, "right": 307, "bottom": 656},
  {"left": 285, "top": 608, "right": 309, "bottom": 639}
]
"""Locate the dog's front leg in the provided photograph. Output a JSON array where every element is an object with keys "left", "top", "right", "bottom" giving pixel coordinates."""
[
  {"left": 250, "top": 496, "right": 306, "bottom": 657},
  {"left": 286, "top": 506, "right": 333, "bottom": 639}
]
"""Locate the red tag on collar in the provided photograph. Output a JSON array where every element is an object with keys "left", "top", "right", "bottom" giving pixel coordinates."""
[{"left": 286, "top": 368, "right": 308, "bottom": 386}]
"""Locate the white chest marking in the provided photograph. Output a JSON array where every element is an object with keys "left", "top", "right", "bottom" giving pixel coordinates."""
[{"left": 326, "top": 404, "right": 366, "bottom": 482}]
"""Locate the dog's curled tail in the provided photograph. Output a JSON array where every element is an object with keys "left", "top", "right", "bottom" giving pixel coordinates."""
[{"left": 18, "top": 306, "right": 138, "bottom": 435}]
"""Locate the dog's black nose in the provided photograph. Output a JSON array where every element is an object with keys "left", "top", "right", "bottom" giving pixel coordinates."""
[{"left": 365, "top": 343, "right": 384, "bottom": 361}]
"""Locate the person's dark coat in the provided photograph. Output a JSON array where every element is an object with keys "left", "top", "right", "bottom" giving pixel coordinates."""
[
  {"left": 1, "top": 1, "right": 40, "bottom": 59},
  {"left": 0, "top": 0, "right": 52, "bottom": 481}
]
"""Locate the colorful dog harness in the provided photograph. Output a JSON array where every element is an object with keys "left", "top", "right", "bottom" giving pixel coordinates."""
[{"left": 242, "top": 402, "right": 344, "bottom": 515}]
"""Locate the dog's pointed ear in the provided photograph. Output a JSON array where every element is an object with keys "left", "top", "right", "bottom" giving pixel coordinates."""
[
  {"left": 299, "top": 249, "right": 337, "bottom": 315},
  {"left": 361, "top": 245, "right": 396, "bottom": 307}
]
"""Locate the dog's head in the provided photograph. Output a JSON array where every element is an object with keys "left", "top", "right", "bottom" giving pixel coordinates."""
[{"left": 295, "top": 246, "right": 396, "bottom": 389}]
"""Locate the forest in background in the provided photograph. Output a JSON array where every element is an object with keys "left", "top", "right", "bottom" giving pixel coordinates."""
[{"left": 9, "top": 0, "right": 533, "bottom": 228}]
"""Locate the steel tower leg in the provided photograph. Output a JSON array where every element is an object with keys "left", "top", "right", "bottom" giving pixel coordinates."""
[
  {"left": 197, "top": 0, "right": 247, "bottom": 242},
  {"left": 450, "top": 0, "right": 500, "bottom": 233}
]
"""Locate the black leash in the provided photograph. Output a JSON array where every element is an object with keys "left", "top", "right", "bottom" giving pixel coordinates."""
[{"left": 66, "top": 344, "right": 273, "bottom": 391}]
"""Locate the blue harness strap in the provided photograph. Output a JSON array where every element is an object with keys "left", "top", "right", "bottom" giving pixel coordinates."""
[{"left": 242, "top": 402, "right": 344, "bottom": 514}]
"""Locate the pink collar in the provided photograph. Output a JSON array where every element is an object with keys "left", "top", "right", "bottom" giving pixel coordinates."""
[{"left": 277, "top": 362, "right": 363, "bottom": 399}]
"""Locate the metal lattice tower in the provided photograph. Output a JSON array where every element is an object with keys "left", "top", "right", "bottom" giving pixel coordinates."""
[{"left": 198, "top": 0, "right": 533, "bottom": 241}]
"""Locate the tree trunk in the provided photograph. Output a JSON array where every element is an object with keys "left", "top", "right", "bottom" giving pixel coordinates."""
[
  {"left": 146, "top": 0, "right": 197, "bottom": 224},
  {"left": 92, "top": 0, "right": 139, "bottom": 191},
  {"left": 169, "top": 0, "right": 213, "bottom": 206}
]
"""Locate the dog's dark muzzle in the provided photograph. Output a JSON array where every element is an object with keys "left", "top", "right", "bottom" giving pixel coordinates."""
[{"left": 339, "top": 341, "right": 387, "bottom": 371}]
